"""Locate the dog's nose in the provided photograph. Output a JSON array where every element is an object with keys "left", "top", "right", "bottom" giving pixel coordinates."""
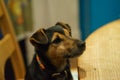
[{"left": 77, "top": 41, "right": 86, "bottom": 48}]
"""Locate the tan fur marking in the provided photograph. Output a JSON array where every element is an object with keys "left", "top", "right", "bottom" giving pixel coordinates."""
[
  {"left": 51, "top": 32, "right": 66, "bottom": 42},
  {"left": 63, "top": 29, "right": 70, "bottom": 36}
]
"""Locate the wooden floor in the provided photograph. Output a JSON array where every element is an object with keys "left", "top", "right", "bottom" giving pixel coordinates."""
[{"left": 78, "top": 19, "right": 120, "bottom": 80}]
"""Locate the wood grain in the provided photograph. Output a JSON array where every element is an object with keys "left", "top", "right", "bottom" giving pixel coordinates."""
[{"left": 78, "top": 19, "right": 120, "bottom": 80}]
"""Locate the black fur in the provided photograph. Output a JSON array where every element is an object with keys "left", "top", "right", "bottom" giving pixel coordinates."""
[
  {"left": 25, "top": 22, "right": 85, "bottom": 80},
  {"left": 25, "top": 50, "right": 73, "bottom": 80}
]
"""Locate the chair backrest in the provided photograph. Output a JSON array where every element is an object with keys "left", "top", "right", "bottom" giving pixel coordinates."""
[
  {"left": 78, "top": 19, "right": 120, "bottom": 80},
  {"left": 0, "top": 0, "right": 25, "bottom": 80}
]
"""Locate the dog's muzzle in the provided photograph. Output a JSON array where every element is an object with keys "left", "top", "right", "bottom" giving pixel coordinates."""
[
  {"left": 64, "top": 41, "right": 86, "bottom": 58},
  {"left": 77, "top": 41, "right": 86, "bottom": 51}
]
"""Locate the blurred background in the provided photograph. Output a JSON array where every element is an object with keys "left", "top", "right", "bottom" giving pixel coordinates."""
[
  {"left": 1, "top": 0, "right": 80, "bottom": 66},
  {"left": 0, "top": 0, "right": 120, "bottom": 79}
]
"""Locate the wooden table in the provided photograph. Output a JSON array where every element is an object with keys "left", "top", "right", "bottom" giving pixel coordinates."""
[{"left": 78, "top": 19, "right": 120, "bottom": 80}]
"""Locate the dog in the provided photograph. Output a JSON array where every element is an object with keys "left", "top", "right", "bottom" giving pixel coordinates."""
[{"left": 25, "top": 22, "right": 86, "bottom": 80}]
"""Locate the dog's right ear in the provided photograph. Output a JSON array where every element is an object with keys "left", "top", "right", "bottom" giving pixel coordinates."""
[
  {"left": 56, "top": 22, "right": 72, "bottom": 36},
  {"left": 30, "top": 28, "right": 48, "bottom": 46}
]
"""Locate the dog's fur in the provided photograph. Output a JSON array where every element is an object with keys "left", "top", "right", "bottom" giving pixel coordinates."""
[{"left": 25, "top": 22, "right": 86, "bottom": 80}]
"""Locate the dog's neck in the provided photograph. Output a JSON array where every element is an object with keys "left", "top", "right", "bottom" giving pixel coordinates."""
[
  {"left": 35, "top": 49, "right": 67, "bottom": 71},
  {"left": 34, "top": 50, "right": 69, "bottom": 79},
  {"left": 35, "top": 49, "right": 55, "bottom": 71}
]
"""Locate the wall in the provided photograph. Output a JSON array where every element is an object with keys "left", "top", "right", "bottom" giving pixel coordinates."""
[{"left": 79, "top": 0, "right": 120, "bottom": 40}]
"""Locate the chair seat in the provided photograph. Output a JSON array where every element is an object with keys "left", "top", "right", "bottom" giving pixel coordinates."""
[{"left": 78, "top": 19, "right": 120, "bottom": 80}]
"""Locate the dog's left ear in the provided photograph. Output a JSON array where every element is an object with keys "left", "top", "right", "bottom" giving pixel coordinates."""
[
  {"left": 30, "top": 28, "right": 48, "bottom": 46},
  {"left": 56, "top": 22, "right": 72, "bottom": 36}
]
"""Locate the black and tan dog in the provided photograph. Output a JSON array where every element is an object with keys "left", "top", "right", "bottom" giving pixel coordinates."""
[{"left": 25, "top": 22, "right": 86, "bottom": 80}]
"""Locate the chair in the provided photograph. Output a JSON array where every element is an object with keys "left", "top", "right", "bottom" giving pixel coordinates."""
[
  {"left": 0, "top": 0, "right": 25, "bottom": 80},
  {"left": 78, "top": 19, "right": 120, "bottom": 80}
]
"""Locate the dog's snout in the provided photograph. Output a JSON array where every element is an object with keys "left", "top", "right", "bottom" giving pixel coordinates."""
[
  {"left": 81, "top": 42, "right": 86, "bottom": 47},
  {"left": 77, "top": 41, "right": 86, "bottom": 48}
]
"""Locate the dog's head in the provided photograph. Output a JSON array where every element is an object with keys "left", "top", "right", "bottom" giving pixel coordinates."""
[
  {"left": 30, "top": 22, "right": 85, "bottom": 58},
  {"left": 30, "top": 22, "right": 85, "bottom": 71}
]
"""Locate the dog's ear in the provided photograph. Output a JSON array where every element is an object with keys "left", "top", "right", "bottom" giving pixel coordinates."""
[
  {"left": 56, "top": 22, "right": 71, "bottom": 36},
  {"left": 30, "top": 28, "right": 48, "bottom": 46}
]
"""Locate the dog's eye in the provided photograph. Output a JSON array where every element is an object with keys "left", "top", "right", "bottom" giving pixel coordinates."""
[{"left": 52, "top": 36, "right": 63, "bottom": 44}]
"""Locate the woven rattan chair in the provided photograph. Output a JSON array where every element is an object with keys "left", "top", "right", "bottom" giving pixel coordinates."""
[{"left": 78, "top": 19, "right": 120, "bottom": 80}]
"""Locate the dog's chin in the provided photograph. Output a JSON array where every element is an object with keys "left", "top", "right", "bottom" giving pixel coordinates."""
[
  {"left": 65, "top": 45, "right": 86, "bottom": 58},
  {"left": 64, "top": 50, "right": 85, "bottom": 58}
]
